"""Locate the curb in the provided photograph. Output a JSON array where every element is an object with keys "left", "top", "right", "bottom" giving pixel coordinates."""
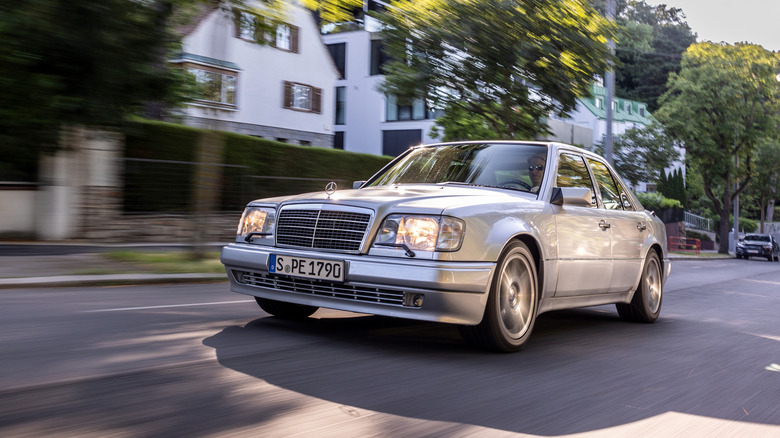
[{"left": 0, "top": 273, "right": 227, "bottom": 289}]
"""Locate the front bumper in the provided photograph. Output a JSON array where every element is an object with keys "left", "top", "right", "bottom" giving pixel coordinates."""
[
  {"left": 220, "top": 243, "right": 495, "bottom": 325},
  {"left": 736, "top": 245, "right": 773, "bottom": 257}
]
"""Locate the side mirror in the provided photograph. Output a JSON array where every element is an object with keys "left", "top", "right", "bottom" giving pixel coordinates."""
[
  {"left": 352, "top": 181, "right": 365, "bottom": 189},
  {"left": 551, "top": 187, "right": 593, "bottom": 207}
]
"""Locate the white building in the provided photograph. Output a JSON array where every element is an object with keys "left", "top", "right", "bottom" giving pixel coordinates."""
[
  {"left": 173, "top": 1, "right": 340, "bottom": 147},
  {"left": 321, "top": 8, "right": 440, "bottom": 157}
]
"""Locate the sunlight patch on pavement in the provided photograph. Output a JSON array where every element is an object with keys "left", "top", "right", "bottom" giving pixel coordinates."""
[
  {"left": 83, "top": 300, "right": 253, "bottom": 312},
  {"left": 766, "top": 363, "right": 780, "bottom": 372}
]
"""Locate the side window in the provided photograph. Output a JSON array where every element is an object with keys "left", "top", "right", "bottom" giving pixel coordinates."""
[
  {"left": 556, "top": 153, "right": 597, "bottom": 207},
  {"left": 587, "top": 159, "right": 623, "bottom": 210}
]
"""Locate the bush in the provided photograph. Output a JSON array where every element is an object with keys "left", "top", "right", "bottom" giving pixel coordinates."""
[
  {"left": 685, "top": 230, "right": 713, "bottom": 242},
  {"left": 636, "top": 192, "right": 682, "bottom": 210}
]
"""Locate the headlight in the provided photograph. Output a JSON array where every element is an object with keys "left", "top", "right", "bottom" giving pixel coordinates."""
[
  {"left": 763, "top": 244, "right": 772, "bottom": 249},
  {"left": 375, "top": 215, "right": 465, "bottom": 252},
  {"left": 237, "top": 206, "right": 276, "bottom": 243}
]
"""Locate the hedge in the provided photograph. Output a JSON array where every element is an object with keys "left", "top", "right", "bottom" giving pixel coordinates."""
[{"left": 123, "top": 120, "right": 393, "bottom": 213}]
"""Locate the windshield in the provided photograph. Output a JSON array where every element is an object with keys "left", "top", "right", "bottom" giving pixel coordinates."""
[
  {"left": 364, "top": 143, "right": 549, "bottom": 193},
  {"left": 744, "top": 234, "right": 770, "bottom": 242}
]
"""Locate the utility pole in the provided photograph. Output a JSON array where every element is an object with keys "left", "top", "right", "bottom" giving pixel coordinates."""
[{"left": 604, "top": 0, "right": 616, "bottom": 165}]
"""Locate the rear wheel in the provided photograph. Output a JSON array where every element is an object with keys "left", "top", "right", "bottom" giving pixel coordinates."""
[
  {"left": 459, "top": 241, "right": 538, "bottom": 352},
  {"left": 617, "top": 251, "right": 662, "bottom": 323},
  {"left": 255, "top": 297, "right": 318, "bottom": 319}
]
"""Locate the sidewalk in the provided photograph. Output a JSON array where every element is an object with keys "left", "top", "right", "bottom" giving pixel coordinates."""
[
  {"left": 0, "top": 243, "right": 228, "bottom": 289},
  {"left": 0, "top": 243, "right": 730, "bottom": 289}
]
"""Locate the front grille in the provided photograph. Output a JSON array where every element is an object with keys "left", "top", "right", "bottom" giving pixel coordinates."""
[
  {"left": 234, "top": 270, "right": 405, "bottom": 306},
  {"left": 276, "top": 208, "right": 371, "bottom": 252}
]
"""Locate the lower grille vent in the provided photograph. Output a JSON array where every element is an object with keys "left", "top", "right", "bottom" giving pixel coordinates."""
[{"left": 234, "top": 270, "right": 405, "bottom": 306}]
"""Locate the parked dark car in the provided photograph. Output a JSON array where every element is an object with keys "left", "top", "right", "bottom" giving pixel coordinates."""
[{"left": 736, "top": 234, "right": 780, "bottom": 261}]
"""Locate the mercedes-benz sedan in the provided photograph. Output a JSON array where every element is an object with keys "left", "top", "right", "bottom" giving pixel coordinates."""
[{"left": 221, "top": 141, "right": 671, "bottom": 352}]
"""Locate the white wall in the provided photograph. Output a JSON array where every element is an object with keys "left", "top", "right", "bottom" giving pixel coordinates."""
[
  {"left": 323, "top": 30, "right": 438, "bottom": 156},
  {"left": 181, "top": 1, "right": 339, "bottom": 142},
  {"left": 0, "top": 190, "right": 37, "bottom": 235}
]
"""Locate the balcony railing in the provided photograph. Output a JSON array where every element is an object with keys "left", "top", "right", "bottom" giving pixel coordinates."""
[{"left": 684, "top": 211, "right": 713, "bottom": 231}]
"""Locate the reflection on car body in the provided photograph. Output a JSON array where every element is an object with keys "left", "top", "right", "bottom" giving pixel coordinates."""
[{"left": 221, "top": 141, "right": 671, "bottom": 352}]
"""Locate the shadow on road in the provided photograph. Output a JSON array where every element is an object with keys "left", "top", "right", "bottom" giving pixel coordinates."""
[{"left": 203, "top": 307, "right": 780, "bottom": 435}]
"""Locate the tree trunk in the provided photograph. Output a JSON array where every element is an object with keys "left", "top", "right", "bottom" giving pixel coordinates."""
[{"left": 718, "top": 210, "right": 731, "bottom": 254}]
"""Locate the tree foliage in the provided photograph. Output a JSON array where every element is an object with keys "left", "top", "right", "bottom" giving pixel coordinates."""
[
  {"left": 0, "top": 0, "right": 191, "bottom": 180},
  {"left": 594, "top": 122, "right": 679, "bottom": 189},
  {"left": 657, "top": 42, "right": 780, "bottom": 252},
  {"left": 591, "top": 0, "right": 697, "bottom": 112},
  {"left": 378, "top": 0, "right": 616, "bottom": 140}
]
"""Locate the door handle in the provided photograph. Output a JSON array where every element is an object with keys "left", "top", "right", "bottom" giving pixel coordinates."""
[
  {"left": 637, "top": 223, "right": 647, "bottom": 231},
  {"left": 599, "top": 220, "right": 611, "bottom": 230}
]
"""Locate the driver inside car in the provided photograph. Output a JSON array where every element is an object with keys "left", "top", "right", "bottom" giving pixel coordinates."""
[{"left": 527, "top": 154, "right": 546, "bottom": 193}]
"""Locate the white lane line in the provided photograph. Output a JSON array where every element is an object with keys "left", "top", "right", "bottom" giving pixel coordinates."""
[{"left": 83, "top": 300, "right": 254, "bottom": 313}]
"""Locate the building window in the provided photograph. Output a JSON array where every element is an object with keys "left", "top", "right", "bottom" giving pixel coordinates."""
[
  {"left": 639, "top": 106, "right": 645, "bottom": 116},
  {"left": 283, "top": 81, "right": 322, "bottom": 113},
  {"left": 234, "top": 10, "right": 298, "bottom": 52},
  {"left": 236, "top": 10, "right": 259, "bottom": 41},
  {"left": 334, "top": 131, "right": 344, "bottom": 150},
  {"left": 386, "top": 95, "right": 429, "bottom": 121},
  {"left": 272, "top": 24, "right": 300, "bottom": 52},
  {"left": 189, "top": 68, "right": 237, "bottom": 105},
  {"left": 371, "top": 40, "right": 389, "bottom": 75},
  {"left": 328, "top": 43, "right": 346, "bottom": 79},
  {"left": 595, "top": 98, "right": 602, "bottom": 109},
  {"left": 335, "top": 86, "right": 346, "bottom": 125},
  {"left": 625, "top": 103, "right": 632, "bottom": 114},
  {"left": 611, "top": 101, "right": 616, "bottom": 111},
  {"left": 383, "top": 129, "right": 422, "bottom": 157}
]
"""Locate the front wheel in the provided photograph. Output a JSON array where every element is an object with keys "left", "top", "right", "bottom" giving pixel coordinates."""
[
  {"left": 255, "top": 297, "right": 318, "bottom": 319},
  {"left": 616, "top": 251, "right": 662, "bottom": 323},
  {"left": 459, "top": 241, "right": 538, "bottom": 352}
]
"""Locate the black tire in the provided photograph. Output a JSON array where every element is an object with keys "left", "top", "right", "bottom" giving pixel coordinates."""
[
  {"left": 767, "top": 255, "right": 773, "bottom": 262},
  {"left": 255, "top": 297, "right": 318, "bottom": 319},
  {"left": 617, "top": 251, "right": 662, "bottom": 323},
  {"left": 458, "top": 241, "right": 538, "bottom": 352},
  {"left": 736, "top": 254, "right": 742, "bottom": 259}
]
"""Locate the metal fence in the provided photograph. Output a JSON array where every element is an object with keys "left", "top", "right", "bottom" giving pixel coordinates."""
[{"left": 684, "top": 211, "right": 713, "bottom": 231}]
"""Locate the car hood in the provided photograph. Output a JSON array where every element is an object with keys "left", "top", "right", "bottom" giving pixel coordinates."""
[
  {"left": 249, "top": 184, "right": 539, "bottom": 214},
  {"left": 742, "top": 239, "right": 771, "bottom": 245}
]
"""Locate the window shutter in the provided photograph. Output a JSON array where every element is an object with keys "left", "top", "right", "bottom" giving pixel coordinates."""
[
  {"left": 253, "top": 16, "right": 264, "bottom": 43},
  {"left": 269, "top": 25, "right": 277, "bottom": 48},
  {"left": 233, "top": 9, "right": 241, "bottom": 38},
  {"left": 291, "top": 25, "right": 300, "bottom": 53},
  {"left": 312, "top": 87, "right": 322, "bottom": 114},
  {"left": 283, "top": 81, "right": 292, "bottom": 109}
]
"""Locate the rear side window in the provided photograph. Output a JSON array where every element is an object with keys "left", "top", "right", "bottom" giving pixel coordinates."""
[{"left": 587, "top": 159, "right": 623, "bottom": 210}]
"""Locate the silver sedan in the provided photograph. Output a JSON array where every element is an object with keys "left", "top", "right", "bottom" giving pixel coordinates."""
[{"left": 221, "top": 141, "right": 670, "bottom": 352}]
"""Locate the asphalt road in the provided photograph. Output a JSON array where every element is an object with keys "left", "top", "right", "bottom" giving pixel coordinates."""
[{"left": 1, "top": 259, "right": 779, "bottom": 437}]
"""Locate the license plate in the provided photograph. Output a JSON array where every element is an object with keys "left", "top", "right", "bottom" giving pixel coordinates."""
[
  {"left": 747, "top": 250, "right": 758, "bottom": 254},
  {"left": 269, "top": 254, "right": 344, "bottom": 282}
]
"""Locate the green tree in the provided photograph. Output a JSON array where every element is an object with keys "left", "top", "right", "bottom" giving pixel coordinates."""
[
  {"left": 0, "top": 0, "right": 191, "bottom": 180},
  {"left": 744, "top": 139, "right": 780, "bottom": 231},
  {"left": 378, "top": 0, "right": 616, "bottom": 140},
  {"left": 594, "top": 122, "right": 679, "bottom": 188},
  {"left": 657, "top": 42, "right": 780, "bottom": 253},
  {"left": 591, "top": 0, "right": 697, "bottom": 112}
]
